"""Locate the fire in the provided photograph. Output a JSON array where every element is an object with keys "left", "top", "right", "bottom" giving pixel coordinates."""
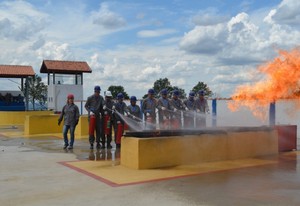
[{"left": 228, "top": 47, "right": 300, "bottom": 119}]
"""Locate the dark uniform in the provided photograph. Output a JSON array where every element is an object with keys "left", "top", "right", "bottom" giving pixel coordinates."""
[
  {"left": 157, "top": 96, "right": 173, "bottom": 129},
  {"left": 127, "top": 104, "right": 141, "bottom": 119},
  {"left": 170, "top": 97, "right": 185, "bottom": 129},
  {"left": 194, "top": 92, "right": 209, "bottom": 128},
  {"left": 113, "top": 94, "right": 129, "bottom": 147},
  {"left": 183, "top": 92, "right": 196, "bottom": 128},
  {"left": 102, "top": 98, "right": 114, "bottom": 148},
  {"left": 142, "top": 97, "right": 157, "bottom": 129},
  {"left": 85, "top": 93, "right": 105, "bottom": 147}
]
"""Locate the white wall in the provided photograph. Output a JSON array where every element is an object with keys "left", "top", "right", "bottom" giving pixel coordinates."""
[{"left": 47, "top": 84, "right": 83, "bottom": 111}]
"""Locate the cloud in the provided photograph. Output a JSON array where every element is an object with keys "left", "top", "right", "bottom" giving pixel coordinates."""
[
  {"left": 269, "top": 0, "right": 300, "bottom": 26},
  {"left": 0, "top": 1, "right": 47, "bottom": 41},
  {"left": 192, "top": 8, "right": 230, "bottom": 26},
  {"left": 137, "top": 29, "right": 177, "bottom": 38},
  {"left": 36, "top": 42, "right": 74, "bottom": 60},
  {"left": 179, "top": 24, "right": 227, "bottom": 54},
  {"left": 92, "top": 3, "right": 126, "bottom": 29}
]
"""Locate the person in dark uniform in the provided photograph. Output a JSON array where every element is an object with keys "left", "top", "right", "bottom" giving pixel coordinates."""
[
  {"left": 194, "top": 90, "right": 210, "bottom": 128},
  {"left": 170, "top": 90, "right": 186, "bottom": 129},
  {"left": 102, "top": 91, "right": 114, "bottom": 149},
  {"left": 157, "top": 89, "right": 173, "bottom": 129},
  {"left": 85, "top": 86, "right": 105, "bottom": 149},
  {"left": 113, "top": 93, "right": 129, "bottom": 148},
  {"left": 141, "top": 89, "right": 158, "bottom": 130},
  {"left": 183, "top": 91, "right": 196, "bottom": 128}
]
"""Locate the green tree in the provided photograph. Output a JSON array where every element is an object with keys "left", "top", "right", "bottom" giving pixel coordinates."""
[
  {"left": 192, "top": 81, "right": 212, "bottom": 96},
  {"left": 107, "top": 85, "right": 129, "bottom": 99},
  {"left": 142, "top": 78, "right": 186, "bottom": 98},
  {"left": 153, "top": 78, "right": 172, "bottom": 95},
  {"left": 21, "top": 74, "right": 47, "bottom": 110}
]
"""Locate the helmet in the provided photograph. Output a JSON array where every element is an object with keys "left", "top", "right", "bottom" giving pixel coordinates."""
[
  {"left": 105, "top": 91, "right": 112, "bottom": 97},
  {"left": 160, "top": 89, "right": 168, "bottom": 95},
  {"left": 130, "top": 96, "right": 137, "bottom": 101},
  {"left": 117, "top": 93, "right": 124, "bottom": 99},
  {"left": 94, "top": 85, "right": 101, "bottom": 92},
  {"left": 148, "top": 88, "right": 155, "bottom": 94},
  {"left": 67, "top": 93, "right": 74, "bottom": 99},
  {"left": 189, "top": 91, "right": 195, "bottom": 97},
  {"left": 198, "top": 90, "right": 205, "bottom": 96},
  {"left": 173, "top": 90, "right": 180, "bottom": 96}
]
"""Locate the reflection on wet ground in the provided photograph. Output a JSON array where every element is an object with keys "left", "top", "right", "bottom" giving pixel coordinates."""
[{"left": 0, "top": 126, "right": 120, "bottom": 164}]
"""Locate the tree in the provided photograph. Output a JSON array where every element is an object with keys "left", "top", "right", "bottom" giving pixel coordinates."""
[
  {"left": 142, "top": 77, "right": 186, "bottom": 98},
  {"left": 21, "top": 74, "right": 47, "bottom": 110},
  {"left": 192, "top": 81, "right": 212, "bottom": 96},
  {"left": 107, "top": 85, "right": 129, "bottom": 99},
  {"left": 153, "top": 78, "right": 172, "bottom": 95}
]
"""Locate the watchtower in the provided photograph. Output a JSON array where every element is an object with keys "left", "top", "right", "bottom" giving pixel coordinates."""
[
  {"left": 40, "top": 60, "right": 92, "bottom": 111},
  {"left": 0, "top": 65, "right": 35, "bottom": 111}
]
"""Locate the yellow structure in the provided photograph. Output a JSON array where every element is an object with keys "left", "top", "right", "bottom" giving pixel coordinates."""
[
  {"left": 24, "top": 114, "right": 89, "bottom": 138},
  {"left": 0, "top": 111, "right": 52, "bottom": 125},
  {"left": 121, "top": 129, "right": 278, "bottom": 169}
]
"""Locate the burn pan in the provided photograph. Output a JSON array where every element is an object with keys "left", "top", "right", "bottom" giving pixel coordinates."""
[{"left": 124, "top": 126, "right": 274, "bottom": 138}]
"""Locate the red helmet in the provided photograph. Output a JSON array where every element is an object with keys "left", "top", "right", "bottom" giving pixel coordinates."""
[{"left": 67, "top": 94, "right": 74, "bottom": 99}]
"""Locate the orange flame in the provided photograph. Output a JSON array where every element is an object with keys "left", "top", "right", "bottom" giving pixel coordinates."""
[{"left": 228, "top": 47, "right": 300, "bottom": 119}]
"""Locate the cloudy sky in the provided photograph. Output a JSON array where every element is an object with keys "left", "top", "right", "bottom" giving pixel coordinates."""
[{"left": 1, "top": 0, "right": 300, "bottom": 99}]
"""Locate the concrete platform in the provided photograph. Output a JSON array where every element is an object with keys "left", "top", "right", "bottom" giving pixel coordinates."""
[
  {"left": 121, "top": 127, "right": 278, "bottom": 169},
  {"left": 1, "top": 126, "right": 300, "bottom": 206}
]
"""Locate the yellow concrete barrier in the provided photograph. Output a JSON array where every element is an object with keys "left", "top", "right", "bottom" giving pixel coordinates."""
[
  {"left": 121, "top": 129, "right": 278, "bottom": 169},
  {"left": 24, "top": 114, "right": 89, "bottom": 139},
  {"left": 24, "top": 114, "right": 63, "bottom": 135},
  {"left": 0, "top": 111, "right": 52, "bottom": 125}
]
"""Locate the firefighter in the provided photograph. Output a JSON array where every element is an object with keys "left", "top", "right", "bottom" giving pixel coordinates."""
[
  {"left": 127, "top": 96, "right": 141, "bottom": 120},
  {"left": 141, "top": 88, "right": 158, "bottom": 130},
  {"left": 170, "top": 90, "right": 186, "bottom": 129},
  {"left": 58, "top": 94, "right": 80, "bottom": 150},
  {"left": 183, "top": 91, "right": 196, "bottom": 128},
  {"left": 194, "top": 90, "right": 210, "bottom": 128},
  {"left": 113, "top": 93, "right": 129, "bottom": 148},
  {"left": 102, "top": 91, "right": 114, "bottom": 149},
  {"left": 85, "top": 86, "right": 105, "bottom": 150},
  {"left": 157, "top": 89, "right": 173, "bottom": 129}
]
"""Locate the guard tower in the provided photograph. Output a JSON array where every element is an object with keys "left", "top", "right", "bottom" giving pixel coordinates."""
[
  {"left": 40, "top": 60, "right": 92, "bottom": 111},
  {"left": 0, "top": 65, "right": 35, "bottom": 111}
]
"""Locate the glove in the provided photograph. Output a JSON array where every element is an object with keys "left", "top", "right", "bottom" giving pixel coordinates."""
[
  {"left": 112, "top": 106, "right": 116, "bottom": 110},
  {"left": 103, "top": 105, "right": 107, "bottom": 110},
  {"left": 162, "top": 107, "right": 166, "bottom": 111},
  {"left": 185, "top": 107, "right": 189, "bottom": 111},
  {"left": 174, "top": 108, "right": 177, "bottom": 112}
]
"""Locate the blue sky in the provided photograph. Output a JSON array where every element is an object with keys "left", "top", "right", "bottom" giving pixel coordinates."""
[{"left": 0, "top": 0, "right": 299, "bottom": 99}]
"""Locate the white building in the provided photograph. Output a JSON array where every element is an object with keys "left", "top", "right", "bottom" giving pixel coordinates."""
[{"left": 40, "top": 60, "right": 92, "bottom": 112}]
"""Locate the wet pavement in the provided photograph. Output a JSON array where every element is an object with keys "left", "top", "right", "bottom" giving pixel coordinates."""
[{"left": 1, "top": 126, "right": 300, "bottom": 206}]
